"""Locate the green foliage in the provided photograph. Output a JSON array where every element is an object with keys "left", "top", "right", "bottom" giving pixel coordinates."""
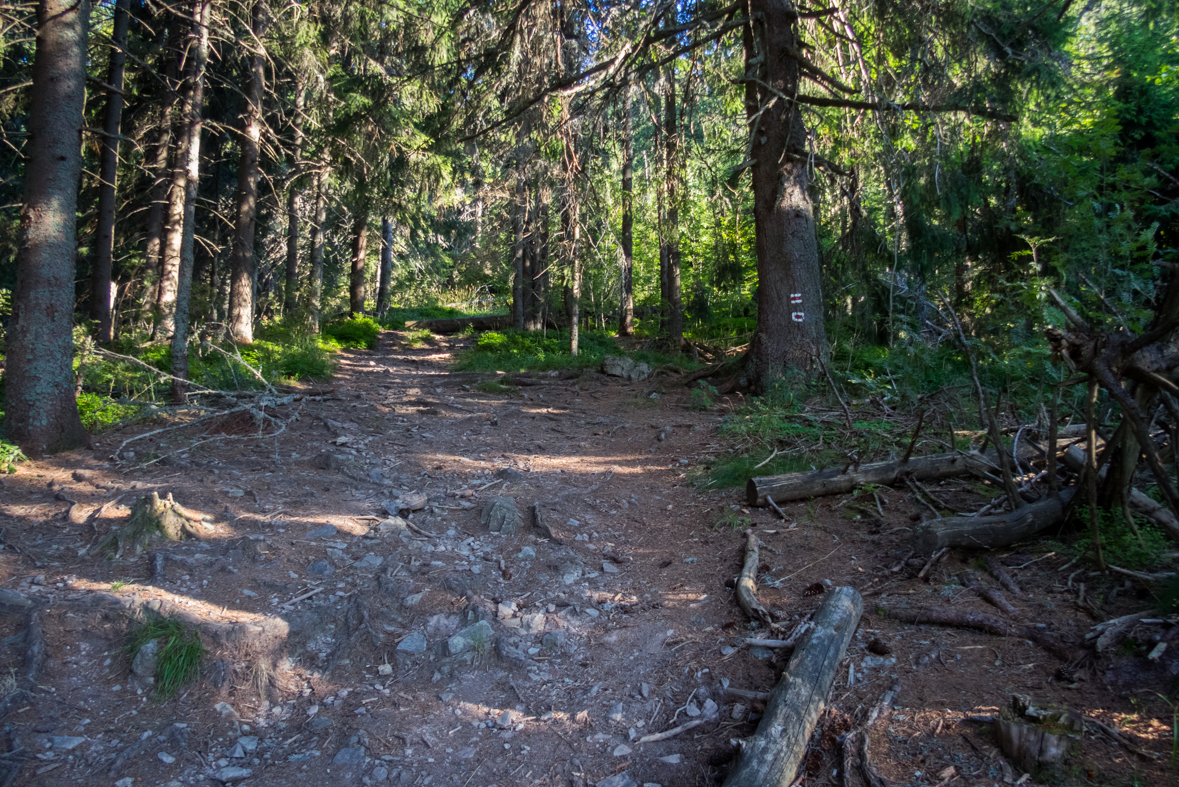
[
  {"left": 323, "top": 316, "right": 381, "bottom": 350},
  {"left": 690, "top": 382, "right": 718, "bottom": 411},
  {"left": 1073, "top": 508, "right": 1171, "bottom": 571},
  {"left": 0, "top": 439, "right": 25, "bottom": 474},
  {"left": 713, "top": 509, "right": 752, "bottom": 531},
  {"left": 126, "top": 616, "right": 203, "bottom": 699},
  {"left": 76, "top": 392, "right": 141, "bottom": 432},
  {"left": 382, "top": 305, "right": 466, "bottom": 330},
  {"left": 454, "top": 329, "right": 619, "bottom": 372}
]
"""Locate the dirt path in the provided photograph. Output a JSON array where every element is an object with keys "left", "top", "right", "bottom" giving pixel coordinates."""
[{"left": 0, "top": 331, "right": 1172, "bottom": 787}]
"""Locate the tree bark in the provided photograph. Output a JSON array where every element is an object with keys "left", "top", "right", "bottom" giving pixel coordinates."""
[
  {"left": 307, "top": 166, "right": 327, "bottom": 332},
  {"left": 743, "top": 2, "right": 828, "bottom": 389},
  {"left": 349, "top": 204, "right": 369, "bottom": 315},
  {"left": 723, "top": 587, "right": 863, "bottom": 787},
  {"left": 619, "top": 85, "right": 635, "bottom": 336},
  {"left": 663, "top": 61, "right": 683, "bottom": 348},
  {"left": 89, "top": 0, "right": 130, "bottom": 345},
  {"left": 142, "top": 33, "right": 181, "bottom": 314},
  {"left": 3, "top": 0, "right": 91, "bottom": 455},
  {"left": 227, "top": 0, "right": 268, "bottom": 344},
  {"left": 283, "top": 83, "right": 305, "bottom": 317},
  {"left": 376, "top": 217, "right": 393, "bottom": 317},
  {"left": 512, "top": 167, "right": 526, "bottom": 331},
  {"left": 168, "top": 0, "right": 211, "bottom": 402}
]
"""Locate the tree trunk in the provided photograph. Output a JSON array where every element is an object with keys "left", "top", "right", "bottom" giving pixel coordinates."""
[
  {"left": 89, "top": 0, "right": 130, "bottom": 345},
  {"left": 4, "top": 0, "right": 92, "bottom": 455},
  {"left": 307, "top": 167, "right": 327, "bottom": 332},
  {"left": 227, "top": 0, "right": 268, "bottom": 345},
  {"left": 723, "top": 587, "right": 863, "bottom": 787},
  {"left": 283, "top": 83, "right": 305, "bottom": 317},
  {"left": 376, "top": 217, "right": 393, "bottom": 317},
  {"left": 911, "top": 491, "right": 1074, "bottom": 554},
  {"left": 142, "top": 35, "right": 181, "bottom": 315},
  {"left": 619, "top": 85, "right": 635, "bottom": 336},
  {"left": 168, "top": 0, "right": 211, "bottom": 403},
  {"left": 743, "top": 2, "right": 828, "bottom": 389},
  {"left": 349, "top": 205, "right": 369, "bottom": 315},
  {"left": 512, "top": 168, "right": 526, "bottom": 331},
  {"left": 664, "top": 62, "right": 683, "bottom": 348}
]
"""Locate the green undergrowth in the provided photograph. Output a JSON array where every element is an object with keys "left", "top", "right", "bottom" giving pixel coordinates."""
[
  {"left": 403, "top": 328, "right": 434, "bottom": 348},
  {"left": 77, "top": 392, "right": 142, "bottom": 432},
  {"left": 382, "top": 305, "right": 471, "bottom": 330},
  {"left": 126, "top": 615, "right": 203, "bottom": 699},
  {"left": 1069, "top": 507, "right": 1172, "bottom": 572},
  {"left": 455, "top": 329, "right": 700, "bottom": 374},
  {"left": 0, "top": 439, "right": 25, "bottom": 473},
  {"left": 323, "top": 316, "right": 381, "bottom": 350}
]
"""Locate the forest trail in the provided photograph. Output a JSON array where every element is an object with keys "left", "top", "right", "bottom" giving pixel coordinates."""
[{"left": 0, "top": 331, "right": 1172, "bottom": 787}]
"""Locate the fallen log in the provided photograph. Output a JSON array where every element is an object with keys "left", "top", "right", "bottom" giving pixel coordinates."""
[
  {"left": 911, "top": 490, "right": 1074, "bottom": 554},
  {"left": 1061, "top": 444, "right": 1179, "bottom": 541},
  {"left": 747, "top": 448, "right": 1033, "bottom": 507},
  {"left": 402, "top": 314, "right": 509, "bottom": 334},
  {"left": 736, "top": 531, "right": 778, "bottom": 629},
  {"left": 723, "top": 586, "right": 863, "bottom": 787}
]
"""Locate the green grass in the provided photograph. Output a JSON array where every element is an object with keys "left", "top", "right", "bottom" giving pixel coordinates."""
[
  {"left": 323, "top": 315, "right": 382, "bottom": 350},
  {"left": 475, "top": 380, "right": 517, "bottom": 395},
  {"left": 454, "top": 329, "right": 619, "bottom": 373},
  {"left": 403, "top": 328, "right": 434, "bottom": 348},
  {"left": 1073, "top": 507, "right": 1172, "bottom": 571},
  {"left": 382, "top": 305, "right": 470, "bottom": 330},
  {"left": 126, "top": 615, "right": 203, "bottom": 699}
]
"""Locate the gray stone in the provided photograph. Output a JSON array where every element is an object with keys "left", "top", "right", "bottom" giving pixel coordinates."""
[
  {"left": 602, "top": 562, "right": 620, "bottom": 574},
  {"left": 446, "top": 620, "right": 493, "bottom": 656},
  {"left": 237, "top": 736, "right": 258, "bottom": 753},
  {"left": 597, "top": 772, "right": 637, "bottom": 787},
  {"left": 396, "top": 632, "right": 428, "bottom": 653},
  {"left": 307, "top": 559, "right": 335, "bottom": 576},
  {"left": 495, "top": 468, "right": 524, "bottom": 480},
  {"left": 371, "top": 765, "right": 389, "bottom": 782},
  {"left": 607, "top": 702, "right": 624, "bottom": 722},
  {"left": 212, "top": 766, "right": 253, "bottom": 783},
  {"left": 559, "top": 561, "right": 582, "bottom": 585},
  {"left": 214, "top": 701, "right": 239, "bottom": 719},
  {"left": 157, "top": 751, "right": 176, "bottom": 764},
  {"left": 861, "top": 655, "right": 897, "bottom": 669},
  {"left": 658, "top": 754, "right": 681, "bottom": 764},
  {"left": 702, "top": 699, "right": 719, "bottom": 719},
  {"left": 307, "top": 525, "right": 338, "bottom": 539},
  {"left": 307, "top": 717, "right": 334, "bottom": 732},
  {"left": 376, "top": 517, "right": 409, "bottom": 535},
  {"left": 229, "top": 742, "right": 245, "bottom": 758},
  {"left": 521, "top": 613, "right": 546, "bottom": 635},
  {"left": 541, "top": 630, "right": 567, "bottom": 653},
  {"left": 131, "top": 639, "right": 160, "bottom": 678},
  {"left": 333, "top": 746, "right": 366, "bottom": 766},
  {"left": 601, "top": 355, "right": 651, "bottom": 382},
  {"left": 115, "top": 779, "right": 135, "bottom": 787},
  {"left": 456, "top": 747, "right": 476, "bottom": 759},
  {"left": 481, "top": 497, "right": 522, "bottom": 534},
  {"left": 353, "top": 553, "right": 384, "bottom": 570},
  {"left": 49, "top": 736, "right": 86, "bottom": 750},
  {"left": 517, "top": 546, "right": 536, "bottom": 559},
  {"left": 613, "top": 744, "right": 632, "bottom": 757},
  {"left": 396, "top": 492, "right": 428, "bottom": 512},
  {"left": 748, "top": 646, "right": 774, "bottom": 661},
  {"left": 496, "top": 710, "right": 516, "bottom": 729}
]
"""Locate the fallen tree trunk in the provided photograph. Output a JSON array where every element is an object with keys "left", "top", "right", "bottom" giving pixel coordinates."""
[
  {"left": 402, "top": 314, "right": 509, "bottom": 334},
  {"left": 723, "top": 586, "right": 863, "bottom": 787},
  {"left": 1061, "top": 445, "right": 1179, "bottom": 542},
  {"left": 911, "top": 490, "right": 1074, "bottom": 554},
  {"left": 747, "top": 449, "right": 1032, "bottom": 507}
]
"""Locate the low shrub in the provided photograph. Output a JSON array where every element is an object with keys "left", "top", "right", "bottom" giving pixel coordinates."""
[{"left": 324, "top": 316, "right": 381, "bottom": 350}]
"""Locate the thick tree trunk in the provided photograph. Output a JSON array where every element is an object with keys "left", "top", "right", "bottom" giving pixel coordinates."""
[
  {"left": 168, "top": 0, "right": 211, "bottom": 402},
  {"left": 664, "top": 62, "right": 683, "bottom": 348},
  {"left": 307, "top": 167, "right": 327, "bottom": 332},
  {"left": 3, "top": 0, "right": 91, "bottom": 455},
  {"left": 143, "top": 124, "right": 172, "bottom": 311},
  {"left": 283, "top": 84, "right": 305, "bottom": 317},
  {"left": 89, "top": 0, "right": 130, "bottom": 345},
  {"left": 619, "top": 86, "right": 635, "bottom": 336},
  {"left": 911, "top": 491, "right": 1074, "bottom": 554},
  {"left": 376, "top": 217, "right": 393, "bottom": 317},
  {"left": 227, "top": 0, "right": 268, "bottom": 345},
  {"left": 743, "top": 2, "right": 828, "bottom": 389},
  {"left": 723, "top": 587, "right": 863, "bottom": 787},
  {"left": 349, "top": 205, "right": 369, "bottom": 315}
]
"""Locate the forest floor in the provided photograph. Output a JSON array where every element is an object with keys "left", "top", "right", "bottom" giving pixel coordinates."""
[{"left": 0, "top": 330, "right": 1175, "bottom": 787}]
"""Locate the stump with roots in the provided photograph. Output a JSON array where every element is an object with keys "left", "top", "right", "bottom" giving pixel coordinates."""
[{"left": 95, "top": 492, "right": 206, "bottom": 559}]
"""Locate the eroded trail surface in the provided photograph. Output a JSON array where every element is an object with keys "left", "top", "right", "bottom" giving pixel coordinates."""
[{"left": 0, "top": 331, "right": 1172, "bottom": 787}]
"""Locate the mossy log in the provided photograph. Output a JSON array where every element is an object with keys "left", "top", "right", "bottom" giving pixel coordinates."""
[{"left": 95, "top": 492, "right": 206, "bottom": 559}]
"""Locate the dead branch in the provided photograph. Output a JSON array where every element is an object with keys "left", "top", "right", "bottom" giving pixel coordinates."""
[
  {"left": 881, "top": 605, "right": 1075, "bottom": 661},
  {"left": 736, "top": 531, "right": 779, "bottom": 629}
]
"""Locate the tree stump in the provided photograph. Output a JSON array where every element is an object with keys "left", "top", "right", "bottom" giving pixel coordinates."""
[{"left": 95, "top": 492, "right": 206, "bottom": 559}]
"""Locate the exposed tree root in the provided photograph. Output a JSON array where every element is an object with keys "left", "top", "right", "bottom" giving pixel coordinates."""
[{"left": 880, "top": 605, "right": 1075, "bottom": 661}]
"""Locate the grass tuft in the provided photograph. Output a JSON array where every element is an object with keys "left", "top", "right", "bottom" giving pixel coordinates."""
[{"left": 127, "top": 615, "right": 203, "bottom": 699}]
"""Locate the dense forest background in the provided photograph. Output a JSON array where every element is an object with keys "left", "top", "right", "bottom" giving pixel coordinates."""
[{"left": 0, "top": 0, "right": 1176, "bottom": 525}]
